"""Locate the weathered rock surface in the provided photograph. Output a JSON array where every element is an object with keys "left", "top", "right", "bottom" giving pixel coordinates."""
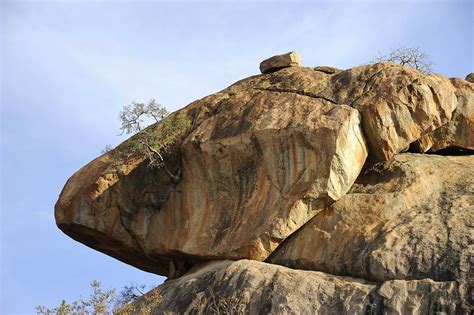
[
  {"left": 259, "top": 51, "right": 302, "bottom": 74},
  {"left": 268, "top": 153, "right": 473, "bottom": 311},
  {"left": 56, "top": 59, "right": 473, "bottom": 286},
  {"left": 413, "top": 78, "right": 474, "bottom": 152},
  {"left": 313, "top": 65, "right": 341, "bottom": 74},
  {"left": 56, "top": 56, "right": 474, "bottom": 313},
  {"left": 127, "top": 260, "right": 461, "bottom": 314},
  {"left": 240, "top": 62, "right": 461, "bottom": 161},
  {"left": 56, "top": 83, "right": 368, "bottom": 276}
]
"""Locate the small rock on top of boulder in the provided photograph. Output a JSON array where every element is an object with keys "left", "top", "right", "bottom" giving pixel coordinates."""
[{"left": 259, "top": 51, "right": 302, "bottom": 74}]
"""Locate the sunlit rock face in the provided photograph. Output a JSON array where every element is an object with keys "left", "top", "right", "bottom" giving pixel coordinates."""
[
  {"left": 268, "top": 153, "right": 473, "bottom": 307},
  {"left": 413, "top": 78, "right": 474, "bottom": 152},
  {"left": 55, "top": 70, "right": 368, "bottom": 276},
  {"left": 240, "top": 62, "right": 462, "bottom": 161},
  {"left": 55, "top": 60, "right": 472, "bottom": 285},
  {"left": 127, "top": 260, "right": 460, "bottom": 315}
]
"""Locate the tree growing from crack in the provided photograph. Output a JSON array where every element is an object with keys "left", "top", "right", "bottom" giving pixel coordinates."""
[{"left": 106, "top": 99, "right": 191, "bottom": 184}]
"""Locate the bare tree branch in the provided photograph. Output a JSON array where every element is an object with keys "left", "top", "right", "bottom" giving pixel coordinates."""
[{"left": 371, "top": 47, "right": 433, "bottom": 74}]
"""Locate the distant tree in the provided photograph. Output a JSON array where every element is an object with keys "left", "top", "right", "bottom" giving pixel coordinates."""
[
  {"left": 104, "top": 99, "right": 191, "bottom": 183},
  {"left": 36, "top": 280, "right": 115, "bottom": 315},
  {"left": 35, "top": 281, "right": 156, "bottom": 315},
  {"left": 372, "top": 47, "right": 433, "bottom": 74}
]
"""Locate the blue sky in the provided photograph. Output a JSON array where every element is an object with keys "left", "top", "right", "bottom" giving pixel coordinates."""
[{"left": 1, "top": 0, "right": 472, "bottom": 313}]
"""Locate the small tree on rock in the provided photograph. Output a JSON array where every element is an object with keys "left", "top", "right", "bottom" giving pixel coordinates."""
[
  {"left": 372, "top": 47, "right": 433, "bottom": 74},
  {"left": 106, "top": 99, "right": 191, "bottom": 184}
]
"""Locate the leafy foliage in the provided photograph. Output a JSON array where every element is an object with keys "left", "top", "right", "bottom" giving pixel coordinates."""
[
  {"left": 118, "top": 100, "right": 169, "bottom": 135},
  {"left": 36, "top": 281, "right": 157, "bottom": 315},
  {"left": 372, "top": 47, "right": 433, "bottom": 74},
  {"left": 105, "top": 99, "right": 191, "bottom": 183}
]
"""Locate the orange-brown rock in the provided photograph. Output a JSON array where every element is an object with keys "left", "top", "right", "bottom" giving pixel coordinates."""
[
  {"left": 259, "top": 51, "right": 302, "bottom": 74},
  {"left": 56, "top": 83, "right": 368, "bottom": 276},
  {"left": 412, "top": 78, "right": 473, "bottom": 152},
  {"left": 240, "top": 63, "right": 460, "bottom": 161},
  {"left": 268, "top": 153, "right": 473, "bottom": 310},
  {"left": 55, "top": 61, "right": 472, "bottom": 281}
]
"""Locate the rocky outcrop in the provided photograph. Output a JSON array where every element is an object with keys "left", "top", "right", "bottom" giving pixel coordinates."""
[
  {"left": 268, "top": 153, "right": 473, "bottom": 310},
  {"left": 259, "top": 51, "right": 302, "bottom": 74},
  {"left": 126, "top": 260, "right": 460, "bottom": 314},
  {"left": 55, "top": 53, "right": 473, "bottom": 313},
  {"left": 239, "top": 63, "right": 462, "bottom": 161},
  {"left": 413, "top": 78, "right": 474, "bottom": 152},
  {"left": 56, "top": 81, "right": 368, "bottom": 276}
]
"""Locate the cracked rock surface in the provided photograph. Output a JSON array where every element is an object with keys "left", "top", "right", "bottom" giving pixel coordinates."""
[
  {"left": 231, "top": 62, "right": 468, "bottom": 161},
  {"left": 268, "top": 153, "right": 473, "bottom": 312},
  {"left": 413, "top": 78, "right": 474, "bottom": 152},
  {"left": 55, "top": 60, "right": 473, "bottom": 313},
  {"left": 127, "top": 260, "right": 461, "bottom": 315},
  {"left": 56, "top": 70, "right": 369, "bottom": 275}
]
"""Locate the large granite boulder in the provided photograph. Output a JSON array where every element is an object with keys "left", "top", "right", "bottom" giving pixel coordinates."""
[
  {"left": 259, "top": 51, "right": 302, "bottom": 74},
  {"left": 413, "top": 78, "right": 474, "bottom": 152},
  {"left": 55, "top": 56, "right": 474, "bottom": 313},
  {"left": 56, "top": 82, "right": 368, "bottom": 277},
  {"left": 240, "top": 62, "right": 463, "bottom": 161},
  {"left": 268, "top": 153, "right": 473, "bottom": 310},
  {"left": 55, "top": 58, "right": 472, "bottom": 275},
  {"left": 124, "top": 260, "right": 460, "bottom": 315}
]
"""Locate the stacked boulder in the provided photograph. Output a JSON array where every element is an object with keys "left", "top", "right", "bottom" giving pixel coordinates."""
[{"left": 55, "top": 52, "right": 473, "bottom": 314}]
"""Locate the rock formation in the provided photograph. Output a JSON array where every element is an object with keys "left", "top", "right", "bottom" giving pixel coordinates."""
[
  {"left": 268, "top": 153, "right": 473, "bottom": 311},
  {"left": 259, "top": 51, "right": 302, "bottom": 74},
  {"left": 55, "top": 84, "right": 368, "bottom": 277},
  {"left": 55, "top": 52, "right": 473, "bottom": 313},
  {"left": 414, "top": 78, "right": 474, "bottom": 152},
  {"left": 129, "top": 260, "right": 460, "bottom": 314}
]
